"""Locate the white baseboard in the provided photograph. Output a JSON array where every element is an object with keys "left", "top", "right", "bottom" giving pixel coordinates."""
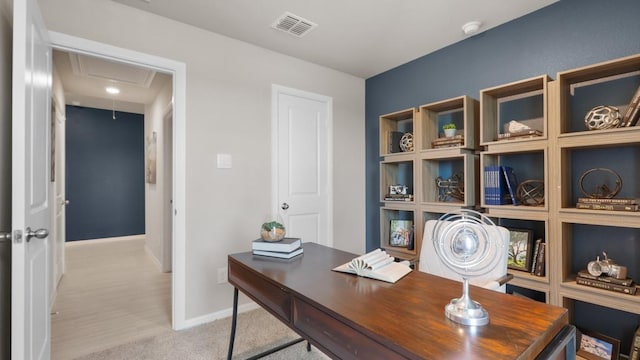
[
  {"left": 65, "top": 234, "right": 145, "bottom": 246},
  {"left": 144, "top": 244, "right": 163, "bottom": 272},
  {"left": 178, "top": 301, "right": 260, "bottom": 330}
]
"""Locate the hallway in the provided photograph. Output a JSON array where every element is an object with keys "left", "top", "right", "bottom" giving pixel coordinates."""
[{"left": 51, "top": 237, "right": 171, "bottom": 359}]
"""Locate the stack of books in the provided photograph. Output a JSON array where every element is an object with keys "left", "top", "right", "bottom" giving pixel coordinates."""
[
  {"left": 529, "top": 239, "right": 545, "bottom": 276},
  {"left": 484, "top": 165, "right": 517, "bottom": 205},
  {"left": 384, "top": 194, "right": 413, "bottom": 202},
  {"left": 497, "top": 129, "right": 543, "bottom": 140},
  {"left": 252, "top": 237, "right": 303, "bottom": 259},
  {"left": 431, "top": 134, "right": 463, "bottom": 149},
  {"left": 576, "top": 197, "right": 640, "bottom": 212},
  {"left": 575, "top": 270, "right": 637, "bottom": 295}
]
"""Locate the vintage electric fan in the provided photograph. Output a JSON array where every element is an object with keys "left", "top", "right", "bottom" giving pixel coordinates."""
[{"left": 431, "top": 210, "right": 506, "bottom": 326}]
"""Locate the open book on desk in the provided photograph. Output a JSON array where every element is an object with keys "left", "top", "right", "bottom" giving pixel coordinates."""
[{"left": 332, "top": 249, "right": 412, "bottom": 283}]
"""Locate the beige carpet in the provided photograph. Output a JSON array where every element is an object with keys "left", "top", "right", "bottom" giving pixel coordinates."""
[{"left": 73, "top": 307, "right": 330, "bottom": 360}]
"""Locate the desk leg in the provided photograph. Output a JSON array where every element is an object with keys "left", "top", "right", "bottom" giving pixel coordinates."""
[{"left": 227, "top": 287, "right": 239, "bottom": 360}]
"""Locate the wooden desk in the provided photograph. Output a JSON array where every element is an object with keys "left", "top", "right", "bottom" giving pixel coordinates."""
[{"left": 228, "top": 243, "right": 571, "bottom": 359}]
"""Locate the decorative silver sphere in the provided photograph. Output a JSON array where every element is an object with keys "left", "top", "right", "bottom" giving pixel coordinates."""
[{"left": 432, "top": 209, "right": 505, "bottom": 326}]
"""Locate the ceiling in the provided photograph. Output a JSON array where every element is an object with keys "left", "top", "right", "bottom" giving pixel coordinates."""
[
  {"left": 53, "top": 49, "right": 171, "bottom": 114},
  {"left": 112, "top": 0, "right": 558, "bottom": 79},
  {"left": 55, "top": 0, "right": 558, "bottom": 113}
]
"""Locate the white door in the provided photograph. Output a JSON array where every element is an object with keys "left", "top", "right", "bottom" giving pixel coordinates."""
[
  {"left": 273, "top": 86, "right": 332, "bottom": 246},
  {"left": 11, "top": 0, "right": 52, "bottom": 359}
]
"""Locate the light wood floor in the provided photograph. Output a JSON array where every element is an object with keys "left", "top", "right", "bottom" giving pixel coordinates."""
[{"left": 51, "top": 238, "right": 172, "bottom": 360}]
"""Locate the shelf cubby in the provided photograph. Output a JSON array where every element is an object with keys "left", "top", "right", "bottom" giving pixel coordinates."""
[
  {"left": 379, "top": 108, "right": 417, "bottom": 157},
  {"left": 418, "top": 96, "right": 478, "bottom": 151},
  {"left": 556, "top": 53, "right": 640, "bottom": 136},
  {"left": 420, "top": 151, "right": 477, "bottom": 207},
  {"left": 480, "top": 75, "right": 550, "bottom": 148},
  {"left": 556, "top": 221, "right": 640, "bottom": 315},
  {"left": 380, "top": 207, "right": 418, "bottom": 260},
  {"left": 557, "top": 144, "right": 640, "bottom": 214},
  {"left": 480, "top": 148, "right": 548, "bottom": 211},
  {"left": 380, "top": 157, "right": 415, "bottom": 204}
]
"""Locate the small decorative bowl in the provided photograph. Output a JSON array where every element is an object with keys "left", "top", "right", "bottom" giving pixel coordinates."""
[{"left": 260, "top": 221, "right": 286, "bottom": 242}]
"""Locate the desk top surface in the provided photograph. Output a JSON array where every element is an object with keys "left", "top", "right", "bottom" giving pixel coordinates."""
[{"left": 229, "top": 243, "right": 568, "bottom": 360}]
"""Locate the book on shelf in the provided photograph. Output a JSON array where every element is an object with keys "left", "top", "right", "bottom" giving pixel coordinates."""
[
  {"left": 530, "top": 239, "right": 542, "bottom": 274},
  {"left": 622, "top": 85, "right": 640, "bottom": 127},
  {"left": 388, "top": 131, "right": 404, "bottom": 153},
  {"left": 575, "top": 276, "right": 638, "bottom": 295},
  {"left": 497, "top": 129, "right": 543, "bottom": 140},
  {"left": 501, "top": 165, "right": 519, "bottom": 205},
  {"left": 431, "top": 135, "right": 464, "bottom": 148},
  {"left": 384, "top": 194, "right": 413, "bottom": 202},
  {"left": 252, "top": 247, "right": 304, "bottom": 259},
  {"left": 577, "top": 197, "right": 640, "bottom": 205},
  {"left": 530, "top": 240, "right": 545, "bottom": 276},
  {"left": 630, "top": 326, "right": 640, "bottom": 360},
  {"left": 332, "top": 248, "right": 412, "bottom": 283},
  {"left": 484, "top": 165, "right": 510, "bottom": 205},
  {"left": 575, "top": 202, "right": 640, "bottom": 212},
  {"left": 576, "top": 270, "right": 634, "bottom": 287},
  {"left": 252, "top": 237, "right": 302, "bottom": 252}
]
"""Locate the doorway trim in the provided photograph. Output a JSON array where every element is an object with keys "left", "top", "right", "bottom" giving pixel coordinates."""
[{"left": 48, "top": 31, "right": 188, "bottom": 330}]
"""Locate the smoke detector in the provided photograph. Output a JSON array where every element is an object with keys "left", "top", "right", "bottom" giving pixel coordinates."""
[
  {"left": 462, "top": 21, "right": 482, "bottom": 35},
  {"left": 271, "top": 12, "right": 317, "bottom": 37}
]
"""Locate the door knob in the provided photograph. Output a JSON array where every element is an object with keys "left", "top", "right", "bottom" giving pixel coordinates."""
[
  {"left": 281, "top": 203, "right": 289, "bottom": 210},
  {"left": 25, "top": 227, "right": 48, "bottom": 242}
]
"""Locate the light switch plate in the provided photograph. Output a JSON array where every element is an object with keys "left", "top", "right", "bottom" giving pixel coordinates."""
[{"left": 217, "top": 154, "right": 232, "bottom": 168}]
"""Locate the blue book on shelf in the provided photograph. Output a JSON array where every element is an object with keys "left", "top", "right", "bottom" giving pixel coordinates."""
[{"left": 501, "top": 166, "right": 519, "bottom": 205}]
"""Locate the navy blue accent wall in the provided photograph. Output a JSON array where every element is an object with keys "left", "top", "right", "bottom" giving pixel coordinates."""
[
  {"left": 365, "top": 0, "right": 640, "bottom": 251},
  {"left": 66, "top": 106, "right": 145, "bottom": 241},
  {"left": 365, "top": 0, "right": 640, "bottom": 351}
]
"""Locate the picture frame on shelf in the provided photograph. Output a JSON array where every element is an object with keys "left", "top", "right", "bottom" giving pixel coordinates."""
[
  {"left": 576, "top": 328, "right": 620, "bottom": 360},
  {"left": 389, "top": 219, "right": 413, "bottom": 247},
  {"left": 506, "top": 228, "right": 534, "bottom": 272}
]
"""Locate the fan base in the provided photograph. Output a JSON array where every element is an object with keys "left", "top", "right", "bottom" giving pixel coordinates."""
[{"left": 445, "top": 298, "right": 489, "bottom": 326}]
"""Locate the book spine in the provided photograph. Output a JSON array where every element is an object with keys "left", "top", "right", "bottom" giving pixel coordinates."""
[
  {"left": 577, "top": 270, "right": 634, "bottom": 286},
  {"left": 530, "top": 239, "right": 541, "bottom": 274},
  {"left": 622, "top": 85, "right": 640, "bottom": 126},
  {"left": 576, "top": 203, "right": 639, "bottom": 211},
  {"left": 577, "top": 197, "right": 639, "bottom": 205},
  {"left": 533, "top": 242, "right": 545, "bottom": 276},
  {"left": 576, "top": 277, "right": 638, "bottom": 295},
  {"left": 631, "top": 326, "right": 640, "bottom": 360}
]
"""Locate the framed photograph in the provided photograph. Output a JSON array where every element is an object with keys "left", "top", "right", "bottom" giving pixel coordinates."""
[
  {"left": 507, "top": 228, "right": 534, "bottom": 271},
  {"left": 389, "top": 220, "right": 413, "bottom": 247},
  {"left": 577, "top": 328, "right": 620, "bottom": 360}
]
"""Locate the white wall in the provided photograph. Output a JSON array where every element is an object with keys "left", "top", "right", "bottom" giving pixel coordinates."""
[
  {"left": 145, "top": 76, "right": 172, "bottom": 271},
  {"left": 38, "top": 0, "right": 366, "bottom": 320}
]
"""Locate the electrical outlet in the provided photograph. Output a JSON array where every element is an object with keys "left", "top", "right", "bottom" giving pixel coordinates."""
[{"left": 217, "top": 267, "right": 228, "bottom": 284}]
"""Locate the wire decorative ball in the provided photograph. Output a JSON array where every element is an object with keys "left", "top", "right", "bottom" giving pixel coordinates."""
[
  {"left": 399, "top": 132, "right": 414, "bottom": 152},
  {"left": 584, "top": 105, "right": 621, "bottom": 130}
]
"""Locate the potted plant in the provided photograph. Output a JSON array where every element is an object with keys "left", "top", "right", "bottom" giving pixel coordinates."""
[{"left": 443, "top": 123, "right": 457, "bottom": 137}]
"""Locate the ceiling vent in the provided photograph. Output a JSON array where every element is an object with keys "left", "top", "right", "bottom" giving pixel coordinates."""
[{"left": 271, "top": 12, "right": 317, "bottom": 37}]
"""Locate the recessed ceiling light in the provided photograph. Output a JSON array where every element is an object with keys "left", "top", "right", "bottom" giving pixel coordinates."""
[
  {"left": 105, "top": 86, "right": 120, "bottom": 95},
  {"left": 462, "top": 21, "right": 482, "bottom": 35}
]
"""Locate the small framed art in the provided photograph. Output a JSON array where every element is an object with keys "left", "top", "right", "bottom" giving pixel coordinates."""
[
  {"left": 389, "top": 220, "right": 413, "bottom": 247},
  {"left": 507, "top": 228, "right": 534, "bottom": 271},
  {"left": 577, "top": 328, "right": 620, "bottom": 360}
]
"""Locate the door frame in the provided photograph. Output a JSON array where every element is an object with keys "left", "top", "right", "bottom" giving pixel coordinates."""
[
  {"left": 271, "top": 84, "right": 334, "bottom": 247},
  {"left": 48, "top": 31, "right": 188, "bottom": 330}
]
